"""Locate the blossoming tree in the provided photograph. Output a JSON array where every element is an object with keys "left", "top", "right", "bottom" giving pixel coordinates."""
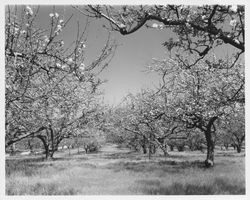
[{"left": 5, "top": 5, "right": 116, "bottom": 158}]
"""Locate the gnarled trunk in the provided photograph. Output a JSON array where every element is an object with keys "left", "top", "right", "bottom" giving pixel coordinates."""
[
  {"left": 204, "top": 116, "right": 218, "bottom": 168},
  {"left": 205, "top": 132, "right": 214, "bottom": 167},
  {"left": 37, "top": 135, "right": 55, "bottom": 159}
]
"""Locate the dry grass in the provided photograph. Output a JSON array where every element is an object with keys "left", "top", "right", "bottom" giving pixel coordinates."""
[{"left": 6, "top": 146, "right": 245, "bottom": 195}]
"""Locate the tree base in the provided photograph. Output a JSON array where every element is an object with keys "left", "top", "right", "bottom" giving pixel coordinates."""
[{"left": 204, "top": 159, "right": 214, "bottom": 167}]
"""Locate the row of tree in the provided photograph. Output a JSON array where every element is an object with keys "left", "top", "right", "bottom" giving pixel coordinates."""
[
  {"left": 5, "top": 5, "right": 245, "bottom": 168},
  {"left": 103, "top": 61, "right": 244, "bottom": 166},
  {"left": 82, "top": 4, "right": 245, "bottom": 167}
]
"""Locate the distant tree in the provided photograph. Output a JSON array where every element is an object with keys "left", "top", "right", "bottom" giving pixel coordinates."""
[
  {"left": 185, "top": 129, "right": 206, "bottom": 151},
  {"left": 112, "top": 90, "right": 187, "bottom": 157},
  {"left": 221, "top": 104, "right": 245, "bottom": 153},
  {"left": 73, "top": 134, "right": 87, "bottom": 154}
]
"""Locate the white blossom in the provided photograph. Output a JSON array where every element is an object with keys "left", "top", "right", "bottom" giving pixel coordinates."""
[
  {"left": 59, "top": 19, "right": 64, "bottom": 24},
  {"left": 79, "top": 63, "right": 85, "bottom": 70},
  {"left": 201, "top": 15, "right": 206, "bottom": 20},
  {"left": 55, "top": 12, "right": 59, "bottom": 18},
  {"left": 231, "top": 5, "right": 238, "bottom": 13},
  {"left": 60, "top": 40, "right": 64, "bottom": 46},
  {"left": 230, "top": 19, "right": 237, "bottom": 28},
  {"left": 25, "top": 6, "right": 33, "bottom": 16},
  {"left": 152, "top": 23, "right": 158, "bottom": 28},
  {"left": 44, "top": 35, "right": 49, "bottom": 43},
  {"left": 61, "top": 65, "right": 68, "bottom": 70},
  {"left": 56, "top": 24, "right": 62, "bottom": 32},
  {"left": 49, "top": 13, "right": 54, "bottom": 18},
  {"left": 120, "top": 23, "right": 126, "bottom": 28},
  {"left": 20, "top": 30, "right": 26, "bottom": 34},
  {"left": 56, "top": 63, "right": 61, "bottom": 67},
  {"left": 67, "top": 58, "right": 73, "bottom": 64},
  {"left": 234, "top": 39, "right": 240, "bottom": 45},
  {"left": 185, "top": 22, "right": 191, "bottom": 28},
  {"left": 14, "top": 27, "right": 19, "bottom": 34},
  {"left": 158, "top": 24, "right": 164, "bottom": 30}
]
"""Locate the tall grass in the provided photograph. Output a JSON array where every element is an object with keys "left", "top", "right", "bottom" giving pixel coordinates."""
[
  {"left": 6, "top": 149, "right": 245, "bottom": 195},
  {"left": 141, "top": 177, "right": 245, "bottom": 195}
]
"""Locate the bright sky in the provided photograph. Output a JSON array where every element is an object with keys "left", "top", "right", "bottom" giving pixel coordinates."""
[{"left": 33, "top": 5, "right": 175, "bottom": 105}]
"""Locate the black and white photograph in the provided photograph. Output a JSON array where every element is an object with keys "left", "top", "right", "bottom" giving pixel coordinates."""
[{"left": 4, "top": 0, "right": 246, "bottom": 196}]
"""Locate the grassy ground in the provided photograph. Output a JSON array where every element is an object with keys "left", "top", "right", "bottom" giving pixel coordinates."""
[{"left": 6, "top": 144, "right": 245, "bottom": 195}]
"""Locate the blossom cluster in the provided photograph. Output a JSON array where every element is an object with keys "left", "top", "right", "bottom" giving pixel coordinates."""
[{"left": 25, "top": 6, "right": 33, "bottom": 16}]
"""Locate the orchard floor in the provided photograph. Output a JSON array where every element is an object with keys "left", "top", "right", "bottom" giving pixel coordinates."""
[{"left": 6, "top": 144, "right": 245, "bottom": 195}]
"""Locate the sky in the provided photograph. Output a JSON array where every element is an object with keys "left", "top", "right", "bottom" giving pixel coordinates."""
[{"left": 32, "top": 5, "right": 174, "bottom": 105}]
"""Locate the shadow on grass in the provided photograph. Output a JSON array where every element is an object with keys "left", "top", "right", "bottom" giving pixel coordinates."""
[
  {"left": 140, "top": 177, "right": 245, "bottom": 195},
  {"left": 103, "top": 151, "right": 141, "bottom": 160},
  {"left": 106, "top": 159, "right": 207, "bottom": 173},
  {"left": 52, "top": 156, "right": 88, "bottom": 162}
]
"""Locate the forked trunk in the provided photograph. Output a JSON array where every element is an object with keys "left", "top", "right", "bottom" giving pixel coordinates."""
[{"left": 37, "top": 135, "right": 54, "bottom": 159}]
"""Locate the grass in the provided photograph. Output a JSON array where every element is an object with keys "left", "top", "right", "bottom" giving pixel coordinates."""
[{"left": 6, "top": 145, "right": 245, "bottom": 195}]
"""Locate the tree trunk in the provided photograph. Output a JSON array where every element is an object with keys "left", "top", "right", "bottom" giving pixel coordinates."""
[
  {"left": 10, "top": 143, "right": 16, "bottom": 154},
  {"left": 28, "top": 139, "right": 33, "bottom": 152},
  {"left": 204, "top": 116, "right": 217, "bottom": 168},
  {"left": 44, "top": 145, "right": 50, "bottom": 159},
  {"left": 162, "top": 145, "right": 169, "bottom": 157},
  {"left": 236, "top": 143, "right": 242, "bottom": 153},
  {"left": 148, "top": 146, "right": 151, "bottom": 160},
  {"left": 205, "top": 136, "right": 214, "bottom": 167},
  {"left": 68, "top": 147, "right": 71, "bottom": 155},
  {"left": 141, "top": 136, "right": 147, "bottom": 154},
  {"left": 142, "top": 144, "right": 147, "bottom": 154},
  {"left": 236, "top": 135, "right": 244, "bottom": 153},
  {"left": 150, "top": 144, "right": 156, "bottom": 154},
  {"left": 37, "top": 135, "right": 50, "bottom": 159},
  {"left": 204, "top": 128, "right": 215, "bottom": 167}
]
